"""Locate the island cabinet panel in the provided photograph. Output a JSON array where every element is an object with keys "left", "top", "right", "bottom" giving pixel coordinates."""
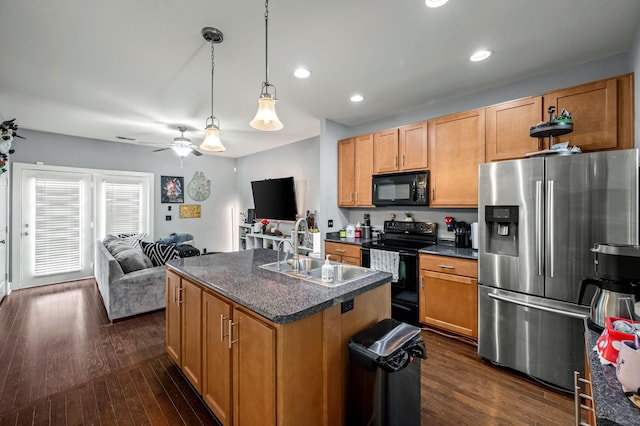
[
  {"left": 543, "top": 74, "right": 634, "bottom": 152},
  {"left": 419, "top": 254, "right": 478, "bottom": 339},
  {"left": 166, "top": 270, "right": 182, "bottom": 365},
  {"left": 485, "top": 96, "right": 543, "bottom": 161},
  {"left": 337, "top": 134, "right": 374, "bottom": 207},
  {"left": 324, "top": 241, "right": 361, "bottom": 266},
  {"left": 373, "top": 128, "right": 399, "bottom": 174},
  {"left": 202, "top": 290, "right": 232, "bottom": 426},
  {"left": 233, "top": 307, "right": 276, "bottom": 426},
  {"left": 181, "top": 279, "right": 203, "bottom": 392},
  {"left": 399, "top": 121, "right": 429, "bottom": 171},
  {"left": 429, "top": 109, "right": 485, "bottom": 207}
]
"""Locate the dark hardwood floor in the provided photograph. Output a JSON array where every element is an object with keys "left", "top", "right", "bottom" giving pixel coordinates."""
[{"left": 0, "top": 279, "right": 573, "bottom": 425}]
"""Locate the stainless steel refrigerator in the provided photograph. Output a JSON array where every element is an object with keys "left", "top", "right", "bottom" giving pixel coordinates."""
[{"left": 477, "top": 149, "right": 639, "bottom": 391}]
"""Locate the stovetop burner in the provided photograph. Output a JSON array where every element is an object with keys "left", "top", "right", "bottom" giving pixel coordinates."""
[{"left": 363, "top": 221, "right": 437, "bottom": 252}]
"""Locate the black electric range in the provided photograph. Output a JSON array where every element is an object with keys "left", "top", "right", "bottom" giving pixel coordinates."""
[{"left": 361, "top": 221, "right": 437, "bottom": 325}]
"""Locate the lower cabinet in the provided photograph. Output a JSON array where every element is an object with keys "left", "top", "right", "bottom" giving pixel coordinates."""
[
  {"left": 419, "top": 254, "right": 478, "bottom": 339},
  {"left": 324, "top": 241, "right": 361, "bottom": 265},
  {"left": 166, "top": 269, "right": 391, "bottom": 426}
]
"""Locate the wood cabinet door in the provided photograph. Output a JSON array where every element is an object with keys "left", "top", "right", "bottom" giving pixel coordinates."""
[
  {"left": 354, "top": 134, "right": 374, "bottom": 206},
  {"left": 337, "top": 138, "right": 355, "bottom": 207},
  {"left": 430, "top": 110, "right": 485, "bottom": 207},
  {"left": 485, "top": 96, "right": 543, "bottom": 161},
  {"left": 544, "top": 77, "right": 622, "bottom": 152},
  {"left": 420, "top": 270, "right": 478, "bottom": 339},
  {"left": 373, "top": 128, "right": 399, "bottom": 174},
  {"left": 233, "top": 308, "right": 276, "bottom": 426},
  {"left": 181, "top": 278, "right": 203, "bottom": 393},
  {"left": 202, "top": 290, "right": 232, "bottom": 425},
  {"left": 166, "top": 270, "right": 182, "bottom": 365},
  {"left": 399, "top": 121, "right": 429, "bottom": 171}
]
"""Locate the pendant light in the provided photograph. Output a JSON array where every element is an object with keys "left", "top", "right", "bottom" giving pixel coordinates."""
[
  {"left": 199, "top": 27, "right": 226, "bottom": 152},
  {"left": 250, "top": 0, "right": 283, "bottom": 131}
]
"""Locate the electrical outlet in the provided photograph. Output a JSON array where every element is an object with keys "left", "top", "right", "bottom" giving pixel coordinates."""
[
  {"left": 341, "top": 299, "right": 354, "bottom": 314},
  {"left": 328, "top": 219, "right": 334, "bottom": 228}
]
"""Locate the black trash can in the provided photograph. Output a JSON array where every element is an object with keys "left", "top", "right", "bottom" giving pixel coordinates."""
[{"left": 348, "top": 318, "right": 427, "bottom": 426}]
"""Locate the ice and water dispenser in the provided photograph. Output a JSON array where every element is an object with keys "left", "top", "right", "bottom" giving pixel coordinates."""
[{"left": 484, "top": 206, "right": 519, "bottom": 256}]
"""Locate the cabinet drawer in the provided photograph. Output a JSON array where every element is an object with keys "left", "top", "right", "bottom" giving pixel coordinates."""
[
  {"left": 419, "top": 254, "right": 477, "bottom": 278},
  {"left": 325, "top": 242, "right": 361, "bottom": 260}
]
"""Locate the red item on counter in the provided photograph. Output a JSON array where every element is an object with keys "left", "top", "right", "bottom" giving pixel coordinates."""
[{"left": 595, "top": 317, "right": 640, "bottom": 365}]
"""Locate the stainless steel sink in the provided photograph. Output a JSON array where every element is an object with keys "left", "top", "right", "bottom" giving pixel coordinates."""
[{"left": 260, "top": 257, "right": 377, "bottom": 287}]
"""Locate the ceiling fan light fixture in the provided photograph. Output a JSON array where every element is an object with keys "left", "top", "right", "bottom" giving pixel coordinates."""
[
  {"left": 250, "top": 0, "right": 283, "bottom": 131},
  {"left": 171, "top": 145, "right": 193, "bottom": 157},
  {"left": 200, "top": 27, "right": 226, "bottom": 152},
  {"left": 200, "top": 123, "right": 225, "bottom": 151},
  {"left": 250, "top": 95, "right": 283, "bottom": 131}
]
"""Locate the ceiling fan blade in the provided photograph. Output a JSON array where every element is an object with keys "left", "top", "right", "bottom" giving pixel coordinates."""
[
  {"left": 191, "top": 148, "right": 203, "bottom": 157},
  {"left": 153, "top": 147, "right": 171, "bottom": 152}
]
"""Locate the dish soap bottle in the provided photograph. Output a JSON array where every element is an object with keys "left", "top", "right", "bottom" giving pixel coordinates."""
[{"left": 322, "top": 255, "right": 334, "bottom": 283}]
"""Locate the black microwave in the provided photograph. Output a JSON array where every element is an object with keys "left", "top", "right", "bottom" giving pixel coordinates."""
[{"left": 372, "top": 171, "right": 429, "bottom": 206}]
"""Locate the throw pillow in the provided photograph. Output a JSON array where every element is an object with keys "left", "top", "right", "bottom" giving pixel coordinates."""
[
  {"left": 156, "top": 233, "right": 194, "bottom": 245},
  {"left": 113, "top": 247, "right": 154, "bottom": 273},
  {"left": 117, "top": 232, "right": 150, "bottom": 249},
  {"left": 141, "top": 241, "right": 179, "bottom": 267}
]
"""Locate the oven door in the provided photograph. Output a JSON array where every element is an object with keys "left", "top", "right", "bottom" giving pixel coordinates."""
[{"left": 361, "top": 246, "right": 419, "bottom": 325}]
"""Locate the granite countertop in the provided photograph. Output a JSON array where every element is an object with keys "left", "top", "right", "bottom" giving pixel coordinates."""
[
  {"left": 419, "top": 241, "right": 478, "bottom": 260},
  {"left": 324, "top": 232, "right": 376, "bottom": 245},
  {"left": 166, "top": 249, "right": 392, "bottom": 325},
  {"left": 585, "top": 322, "right": 640, "bottom": 425}
]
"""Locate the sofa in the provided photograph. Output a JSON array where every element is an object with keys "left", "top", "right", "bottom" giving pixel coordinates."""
[{"left": 95, "top": 235, "right": 167, "bottom": 321}]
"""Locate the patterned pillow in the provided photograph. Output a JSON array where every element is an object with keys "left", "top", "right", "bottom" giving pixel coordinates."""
[
  {"left": 117, "top": 232, "right": 150, "bottom": 249},
  {"left": 140, "top": 241, "right": 179, "bottom": 267}
]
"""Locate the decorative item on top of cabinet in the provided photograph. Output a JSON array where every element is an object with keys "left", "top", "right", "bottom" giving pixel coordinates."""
[
  {"left": 485, "top": 96, "right": 543, "bottom": 162},
  {"left": 429, "top": 109, "right": 485, "bottom": 207},
  {"left": 325, "top": 241, "right": 361, "bottom": 265},
  {"left": 373, "top": 121, "right": 429, "bottom": 174},
  {"left": 419, "top": 254, "right": 478, "bottom": 339},
  {"left": 338, "top": 134, "right": 374, "bottom": 207},
  {"left": 543, "top": 73, "right": 633, "bottom": 152}
]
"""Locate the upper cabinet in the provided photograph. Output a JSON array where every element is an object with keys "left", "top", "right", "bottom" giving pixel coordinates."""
[
  {"left": 485, "top": 96, "right": 543, "bottom": 162},
  {"left": 373, "top": 122, "right": 429, "bottom": 174},
  {"left": 429, "top": 109, "right": 485, "bottom": 207},
  {"left": 338, "top": 134, "right": 374, "bottom": 207},
  {"left": 543, "top": 74, "right": 634, "bottom": 152}
]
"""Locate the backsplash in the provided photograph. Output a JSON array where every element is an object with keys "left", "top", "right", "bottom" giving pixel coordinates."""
[{"left": 346, "top": 207, "right": 478, "bottom": 242}]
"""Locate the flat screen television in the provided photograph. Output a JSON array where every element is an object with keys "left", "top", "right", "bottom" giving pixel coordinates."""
[{"left": 251, "top": 176, "right": 298, "bottom": 221}]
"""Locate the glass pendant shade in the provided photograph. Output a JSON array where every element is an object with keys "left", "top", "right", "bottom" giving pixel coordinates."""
[
  {"left": 250, "top": 96, "right": 283, "bottom": 131},
  {"left": 200, "top": 124, "right": 225, "bottom": 152},
  {"left": 171, "top": 145, "right": 192, "bottom": 157}
]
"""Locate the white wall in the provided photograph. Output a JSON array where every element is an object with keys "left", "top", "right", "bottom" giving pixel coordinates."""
[
  {"left": 235, "top": 136, "right": 320, "bottom": 237},
  {"left": 11, "top": 129, "right": 237, "bottom": 253}
]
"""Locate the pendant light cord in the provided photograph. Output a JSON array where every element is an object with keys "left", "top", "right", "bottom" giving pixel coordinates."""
[
  {"left": 210, "top": 39, "right": 215, "bottom": 121},
  {"left": 264, "top": 0, "right": 269, "bottom": 85}
]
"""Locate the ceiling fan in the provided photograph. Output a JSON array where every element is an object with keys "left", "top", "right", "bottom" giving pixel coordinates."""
[{"left": 153, "top": 127, "right": 202, "bottom": 157}]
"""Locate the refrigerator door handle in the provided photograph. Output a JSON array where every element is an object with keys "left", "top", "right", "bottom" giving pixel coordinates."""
[
  {"left": 488, "top": 293, "right": 587, "bottom": 320},
  {"left": 547, "top": 180, "right": 555, "bottom": 278},
  {"left": 535, "top": 180, "right": 543, "bottom": 276}
]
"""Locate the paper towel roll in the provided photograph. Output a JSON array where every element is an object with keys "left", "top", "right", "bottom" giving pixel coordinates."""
[{"left": 471, "top": 222, "right": 479, "bottom": 250}]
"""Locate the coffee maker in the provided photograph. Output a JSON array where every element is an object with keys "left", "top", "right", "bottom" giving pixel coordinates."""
[{"left": 578, "top": 243, "right": 640, "bottom": 331}]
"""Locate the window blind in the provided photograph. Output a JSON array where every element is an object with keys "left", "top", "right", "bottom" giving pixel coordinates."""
[
  {"left": 104, "top": 181, "right": 142, "bottom": 235},
  {"left": 34, "top": 178, "right": 82, "bottom": 276}
]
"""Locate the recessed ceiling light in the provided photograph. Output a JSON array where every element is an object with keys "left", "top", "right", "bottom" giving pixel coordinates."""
[
  {"left": 350, "top": 94, "right": 364, "bottom": 103},
  {"left": 470, "top": 49, "right": 493, "bottom": 62},
  {"left": 425, "top": 0, "right": 449, "bottom": 8},
  {"left": 294, "top": 67, "right": 311, "bottom": 79}
]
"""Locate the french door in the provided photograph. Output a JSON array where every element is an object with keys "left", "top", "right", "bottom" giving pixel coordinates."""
[
  {"left": 18, "top": 168, "right": 93, "bottom": 288},
  {"left": 0, "top": 172, "right": 8, "bottom": 302}
]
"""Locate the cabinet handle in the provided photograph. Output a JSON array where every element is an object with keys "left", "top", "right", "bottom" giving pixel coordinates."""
[
  {"left": 228, "top": 320, "right": 238, "bottom": 349},
  {"left": 420, "top": 275, "right": 424, "bottom": 290},
  {"left": 355, "top": 191, "right": 359, "bottom": 202},
  {"left": 437, "top": 264, "right": 455, "bottom": 269},
  {"left": 173, "top": 285, "right": 178, "bottom": 303},
  {"left": 394, "top": 156, "right": 398, "bottom": 167},
  {"left": 220, "top": 314, "right": 229, "bottom": 341},
  {"left": 402, "top": 154, "right": 405, "bottom": 165},
  {"left": 432, "top": 188, "right": 435, "bottom": 200},
  {"left": 178, "top": 287, "right": 184, "bottom": 304},
  {"left": 335, "top": 249, "right": 346, "bottom": 253}
]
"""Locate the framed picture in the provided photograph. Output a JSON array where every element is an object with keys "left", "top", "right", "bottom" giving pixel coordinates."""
[
  {"left": 161, "top": 176, "right": 184, "bottom": 203},
  {"left": 179, "top": 204, "right": 201, "bottom": 219}
]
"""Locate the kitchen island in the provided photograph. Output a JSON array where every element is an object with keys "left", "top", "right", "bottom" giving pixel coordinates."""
[{"left": 165, "top": 248, "right": 392, "bottom": 426}]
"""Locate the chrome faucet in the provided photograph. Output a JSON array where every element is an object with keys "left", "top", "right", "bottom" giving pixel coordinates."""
[
  {"left": 291, "top": 218, "right": 309, "bottom": 273},
  {"left": 276, "top": 239, "right": 294, "bottom": 271}
]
